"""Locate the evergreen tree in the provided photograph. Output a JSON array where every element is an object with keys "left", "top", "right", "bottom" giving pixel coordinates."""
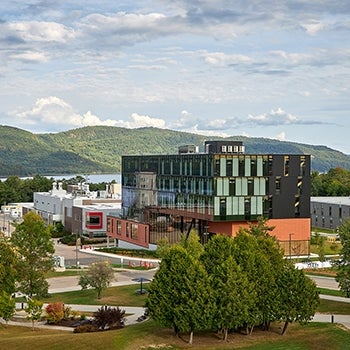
[
  {"left": 146, "top": 246, "right": 212, "bottom": 345},
  {"left": 277, "top": 261, "right": 320, "bottom": 335}
]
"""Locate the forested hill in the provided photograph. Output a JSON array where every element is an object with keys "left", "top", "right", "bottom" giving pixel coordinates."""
[{"left": 0, "top": 125, "right": 349, "bottom": 177}]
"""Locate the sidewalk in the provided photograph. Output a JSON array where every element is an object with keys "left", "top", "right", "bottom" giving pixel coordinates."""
[{"left": 7, "top": 303, "right": 146, "bottom": 331}]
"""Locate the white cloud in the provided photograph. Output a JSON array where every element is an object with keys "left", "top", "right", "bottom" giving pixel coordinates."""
[
  {"left": 201, "top": 51, "right": 251, "bottom": 66},
  {"left": 115, "top": 113, "right": 167, "bottom": 129},
  {"left": 9, "top": 97, "right": 167, "bottom": 131},
  {"left": 5, "top": 21, "right": 75, "bottom": 43},
  {"left": 300, "top": 21, "right": 326, "bottom": 35},
  {"left": 274, "top": 132, "right": 286, "bottom": 141},
  {"left": 10, "top": 51, "right": 49, "bottom": 63},
  {"left": 247, "top": 108, "right": 299, "bottom": 125}
]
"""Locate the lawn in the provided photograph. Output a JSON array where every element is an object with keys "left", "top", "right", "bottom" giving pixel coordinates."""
[
  {"left": 40, "top": 284, "right": 150, "bottom": 307},
  {"left": 0, "top": 319, "right": 349, "bottom": 350}
]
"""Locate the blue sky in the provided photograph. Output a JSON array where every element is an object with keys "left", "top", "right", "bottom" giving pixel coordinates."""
[{"left": 0, "top": 1, "right": 349, "bottom": 154}]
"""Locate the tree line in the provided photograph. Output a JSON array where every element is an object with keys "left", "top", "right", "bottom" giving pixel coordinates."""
[
  {"left": 146, "top": 219, "right": 320, "bottom": 344},
  {"left": 311, "top": 167, "right": 350, "bottom": 196},
  {"left": 0, "top": 167, "right": 349, "bottom": 206},
  {"left": 0, "top": 175, "right": 109, "bottom": 205}
]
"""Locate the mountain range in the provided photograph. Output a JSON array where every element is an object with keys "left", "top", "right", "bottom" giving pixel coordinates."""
[{"left": 0, "top": 125, "right": 349, "bottom": 177}]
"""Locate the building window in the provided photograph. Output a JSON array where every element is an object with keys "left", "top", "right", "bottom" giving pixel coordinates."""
[
  {"left": 284, "top": 156, "right": 290, "bottom": 176},
  {"left": 131, "top": 223, "right": 138, "bottom": 240},
  {"left": 239, "top": 157, "right": 245, "bottom": 176},
  {"left": 117, "top": 220, "right": 122, "bottom": 235},
  {"left": 229, "top": 178, "right": 235, "bottom": 196},
  {"left": 220, "top": 198, "right": 226, "bottom": 218},
  {"left": 300, "top": 156, "right": 306, "bottom": 176},
  {"left": 215, "top": 158, "right": 220, "bottom": 176},
  {"left": 126, "top": 223, "right": 130, "bottom": 237},
  {"left": 329, "top": 206, "right": 332, "bottom": 216},
  {"left": 275, "top": 177, "right": 281, "bottom": 194},
  {"left": 248, "top": 178, "right": 254, "bottom": 196},
  {"left": 86, "top": 212, "right": 103, "bottom": 229},
  {"left": 297, "top": 178, "right": 302, "bottom": 195},
  {"left": 339, "top": 206, "right": 342, "bottom": 218},
  {"left": 226, "top": 159, "right": 232, "bottom": 176},
  {"left": 251, "top": 157, "right": 257, "bottom": 176},
  {"left": 244, "top": 197, "right": 251, "bottom": 220},
  {"left": 295, "top": 197, "right": 300, "bottom": 217}
]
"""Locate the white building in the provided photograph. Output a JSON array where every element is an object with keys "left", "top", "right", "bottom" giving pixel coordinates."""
[{"left": 30, "top": 181, "right": 121, "bottom": 237}]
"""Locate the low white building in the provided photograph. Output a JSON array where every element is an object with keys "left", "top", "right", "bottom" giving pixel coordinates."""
[{"left": 31, "top": 181, "right": 121, "bottom": 237}]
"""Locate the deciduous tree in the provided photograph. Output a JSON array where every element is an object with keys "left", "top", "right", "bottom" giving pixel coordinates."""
[
  {"left": 11, "top": 211, "right": 54, "bottom": 297},
  {"left": 336, "top": 218, "right": 350, "bottom": 297},
  {"left": 0, "top": 233, "right": 18, "bottom": 295},
  {"left": 79, "top": 260, "right": 115, "bottom": 299},
  {"left": 0, "top": 291, "right": 16, "bottom": 325},
  {"left": 26, "top": 299, "right": 43, "bottom": 330}
]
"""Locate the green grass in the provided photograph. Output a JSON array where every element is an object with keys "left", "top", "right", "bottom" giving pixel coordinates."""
[
  {"left": 317, "top": 287, "right": 345, "bottom": 297},
  {"left": 40, "top": 284, "right": 150, "bottom": 307},
  {"left": 45, "top": 269, "right": 85, "bottom": 278},
  {"left": 318, "top": 299, "right": 350, "bottom": 314},
  {"left": 310, "top": 241, "right": 342, "bottom": 255}
]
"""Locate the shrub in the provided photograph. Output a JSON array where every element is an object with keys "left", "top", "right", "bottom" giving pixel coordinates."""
[
  {"left": 93, "top": 306, "right": 126, "bottom": 330},
  {"left": 45, "top": 302, "right": 64, "bottom": 323},
  {"left": 73, "top": 324, "right": 99, "bottom": 333}
]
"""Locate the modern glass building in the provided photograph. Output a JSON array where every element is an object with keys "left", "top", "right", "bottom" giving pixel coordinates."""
[{"left": 107, "top": 141, "right": 311, "bottom": 256}]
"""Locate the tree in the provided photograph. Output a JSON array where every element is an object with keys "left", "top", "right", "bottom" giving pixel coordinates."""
[
  {"left": 179, "top": 229, "right": 204, "bottom": 260},
  {"left": 201, "top": 235, "right": 255, "bottom": 340},
  {"left": 277, "top": 261, "right": 320, "bottom": 335},
  {"left": 10, "top": 211, "right": 54, "bottom": 297},
  {"left": 0, "top": 233, "right": 18, "bottom": 295},
  {"left": 312, "top": 233, "right": 326, "bottom": 262},
  {"left": 79, "top": 260, "right": 115, "bottom": 299},
  {"left": 146, "top": 246, "right": 212, "bottom": 345},
  {"left": 26, "top": 299, "right": 43, "bottom": 330},
  {"left": 0, "top": 291, "right": 16, "bottom": 325},
  {"left": 336, "top": 219, "right": 350, "bottom": 297},
  {"left": 233, "top": 223, "right": 285, "bottom": 331}
]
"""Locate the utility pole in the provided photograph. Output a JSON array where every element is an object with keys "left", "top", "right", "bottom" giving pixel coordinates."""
[{"left": 289, "top": 233, "right": 294, "bottom": 260}]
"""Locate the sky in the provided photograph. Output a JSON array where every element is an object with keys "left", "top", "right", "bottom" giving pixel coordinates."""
[{"left": 0, "top": 1, "right": 349, "bottom": 154}]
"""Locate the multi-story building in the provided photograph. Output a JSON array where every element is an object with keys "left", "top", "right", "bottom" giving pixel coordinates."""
[
  {"left": 311, "top": 197, "right": 350, "bottom": 231},
  {"left": 107, "top": 141, "right": 311, "bottom": 256},
  {"left": 30, "top": 181, "right": 121, "bottom": 238}
]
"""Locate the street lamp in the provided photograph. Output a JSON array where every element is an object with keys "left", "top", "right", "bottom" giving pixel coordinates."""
[
  {"left": 75, "top": 232, "right": 81, "bottom": 269},
  {"left": 289, "top": 233, "right": 294, "bottom": 260}
]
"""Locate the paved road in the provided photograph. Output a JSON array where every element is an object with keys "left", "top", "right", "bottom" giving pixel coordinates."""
[
  {"left": 53, "top": 240, "right": 160, "bottom": 268},
  {"left": 308, "top": 275, "right": 339, "bottom": 290}
]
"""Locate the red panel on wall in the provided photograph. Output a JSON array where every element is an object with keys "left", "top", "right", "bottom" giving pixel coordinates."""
[{"left": 86, "top": 211, "right": 103, "bottom": 229}]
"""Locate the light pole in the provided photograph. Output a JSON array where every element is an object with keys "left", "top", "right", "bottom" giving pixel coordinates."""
[
  {"left": 289, "top": 233, "right": 294, "bottom": 260},
  {"left": 75, "top": 232, "right": 81, "bottom": 269}
]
